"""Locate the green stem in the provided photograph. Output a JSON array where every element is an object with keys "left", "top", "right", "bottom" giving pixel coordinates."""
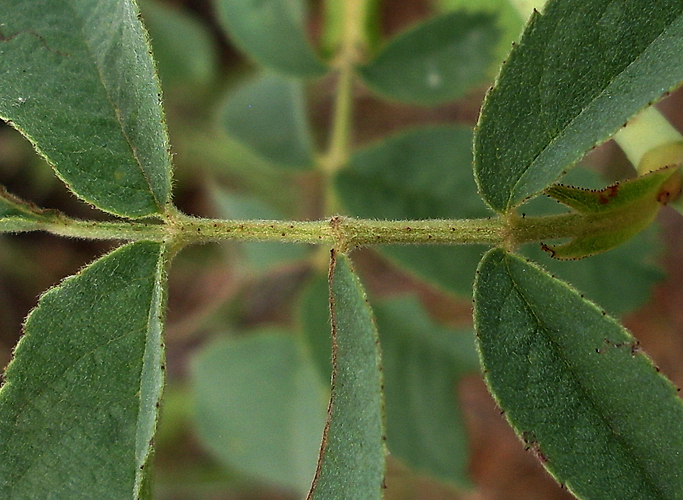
[
  {"left": 319, "top": 0, "right": 368, "bottom": 215},
  {"left": 0, "top": 210, "right": 628, "bottom": 255}
]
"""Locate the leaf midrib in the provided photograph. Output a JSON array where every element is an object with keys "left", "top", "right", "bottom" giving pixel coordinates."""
[
  {"left": 506, "top": 9, "right": 683, "bottom": 211},
  {"left": 501, "top": 255, "right": 664, "bottom": 498},
  {"left": 68, "top": 0, "right": 163, "bottom": 213}
]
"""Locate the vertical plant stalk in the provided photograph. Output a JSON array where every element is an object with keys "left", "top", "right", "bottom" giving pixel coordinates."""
[{"left": 320, "top": 0, "right": 370, "bottom": 215}]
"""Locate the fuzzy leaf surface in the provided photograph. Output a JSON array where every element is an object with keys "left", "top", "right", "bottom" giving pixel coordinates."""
[
  {"left": 0, "top": 0, "right": 172, "bottom": 217},
  {"left": 0, "top": 241, "right": 168, "bottom": 499},
  {"left": 474, "top": 0, "right": 683, "bottom": 212},
  {"left": 359, "top": 11, "right": 499, "bottom": 105},
  {"left": 474, "top": 248, "right": 683, "bottom": 499},
  {"left": 192, "top": 330, "right": 327, "bottom": 495},
  {"left": 336, "top": 126, "right": 491, "bottom": 296},
  {"left": 307, "top": 253, "right": 385, "bottom": 500},
  {"left": 214, "top": 0, "right": 326, "bottom": 78},
  {"left": 301, "top": 280, "right": 478, "bottom": 485}
]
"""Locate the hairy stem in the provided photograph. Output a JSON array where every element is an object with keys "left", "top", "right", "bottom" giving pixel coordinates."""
[{"left": 1, "top": 209, "right": 632, "bottom": 256}]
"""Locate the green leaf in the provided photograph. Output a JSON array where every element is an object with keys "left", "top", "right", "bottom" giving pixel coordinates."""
[
  {"left": 522, "top": 225, "right": 663, "bottom": 317},
  {"left": 140, "top": 0, "right": 217, "bottom": 89},
  {"left": 474, "top": 248, "right": 683, "bottom": 499},
  {"left": 519, "top": 166, "right": 663, "bottom": 316},
  {"left": 336, "top": 126, "right": 491, "bottom": 296},
  {"left": 191, "top": 330, "right": 327, "bottom": 495},
  {"left": 0, "top": 187, "right": 64, "bottom": 232},
  {"left": 219, "top": 72, "right": 315, "bottom": 169},
  {"left": 435, "top": 0, "right": 524, "bottom": 74},
  {"left": 374, "top": 296, "right": 477, "bottom": 486},
  {"left": 301, "top": 281, "right": 478, "bottom": 486},
  {"left": 299, "top": 274, "right": 334, "bottom": 384},
  {"left": 307, "top": 252, "right": 386, "bottom": 500},
  {"left": 542, "top": 166, "right": 678, "bottom": 258},
  {"left": 0, "top": 241, "right": 168, "bottom": 499},
  {"left": 214, "top": 0, "right": 327, "bottom": 78},
  {"left": 0, "top": 0, "right": 173, "bottom": 218},
  {"left": 474, "top": 1, "right": 683, "bottom": 213},
  {"left": 359, "top": 11, "right": 499, "bottom": 105}
]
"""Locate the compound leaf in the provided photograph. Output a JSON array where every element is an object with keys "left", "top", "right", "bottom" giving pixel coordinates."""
[
  {"left": 0, "top": 241, "right": 168, "bottom": 499},
  {"left": 214, "top": 0, "right": 326, "bottom": 78},
  {"left": 307, "top": 252, "right": 386, "bottom": 500},
  {"left": 0, "top": 0, "right": 173, "bottom": 218},
  {"left": 475, "top": 0, "right": 683, "bottom": 213},
  {"left": 192, "top": 330, "right": 327, "bottom": 495},
  {"left": 474, "top": 248, "right": 683, "bottom": 499}
]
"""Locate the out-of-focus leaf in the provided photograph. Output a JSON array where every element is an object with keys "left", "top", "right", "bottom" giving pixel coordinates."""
[
  {"left": 475, "top": 1, "right": 683, "bottom": 213},
  {"left": 214, "top": 0, "right": 327, "bottom": 78},
  {"left": 360, "top": 11, "right": 499, "bottom": 105},
  {"left": 336, "top": 126, "right": 491, "bottom": 297},
  {"left": 299, "top": 274, "right": 333, "bottom": 384},
  {"left": 0, "top": 0, "right": 172, "bottom": 217},
  {"left": 192, "top": 330, "right": 327, "bottom": 495},
  {"left": 219, "top": 73, "right": 315, "bottom": 169},
  {"left": 375, "top": 296, "right": 477, "bottom": 486},
  {"left": 140, "top": 0, "right": 217, "bottom": 88},
  {"left": 307, "top": 252, "right": 385, "bottom": 500},
  {"left": 0, "top": 241, "right": 168, "bottom": 499},
  {"left": 436, "top": 0, "right": 524, "bottom": 73},
  {"left": 474, "top": 248, "right": 683, "bottom": 499},
  {"left": 211, "top": 187, "right": 308, "bottom": 271}
]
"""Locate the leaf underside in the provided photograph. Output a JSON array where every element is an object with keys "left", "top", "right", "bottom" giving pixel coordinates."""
[
  {"left": 0, "top": 241, "right": 168, "bottom": 499},
  {"left": 474, "top": 248, "right": 683, "bottom": 500},
  {"left": 475, "top": 0, "right": 683, "bottom": 213},
  {"left": 0, "top": 0, "right": 172, "bottom": 218},
  {"left": 307, "top": 252, "right": 386, "bottom": 500}
]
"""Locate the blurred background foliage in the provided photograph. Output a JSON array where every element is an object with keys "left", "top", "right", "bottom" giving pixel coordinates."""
[{"left": 2, "top": 1, "right": 683, "bottom": 499}]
